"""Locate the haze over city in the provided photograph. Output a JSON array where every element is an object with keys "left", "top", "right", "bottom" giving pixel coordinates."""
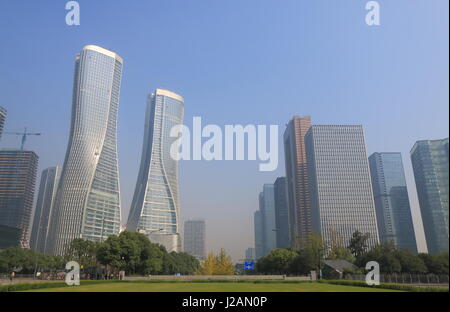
[{"left": 0, "top": 0, "right": 448, "bottom": 261}]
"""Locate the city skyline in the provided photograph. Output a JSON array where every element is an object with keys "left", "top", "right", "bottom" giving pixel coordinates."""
[{"left": 0, "top": 1, "right": 448, "bottom": 260}]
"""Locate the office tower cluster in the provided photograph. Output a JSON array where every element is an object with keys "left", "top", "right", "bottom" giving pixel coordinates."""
[
  {"left": 183, "top": 219, "right": 206, "bottom": 260},
  {"left": 0, "top": 45, "right": 186, "bottom": 256},
  {"left": 255, "top": 179, "right": 292, "bottom": 258},
  {"left": 0, "top": 44, "right": 447, "bottom": 260},
  {"left": 254, "top": 115, "right": 449, "bottom": 258}
]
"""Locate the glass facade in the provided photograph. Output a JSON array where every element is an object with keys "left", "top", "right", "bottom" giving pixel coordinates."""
[
  {"left": 48, "top": 45, "right": 123, "bottom": 255},
  {"left": 274, "top": 177, "right": 290, "bottom": 248},
  {"left": 183, "top": 219, "right": 206, "bottom": 260},
  {"left": 306, "top": 125, "right": 379, "bottom": 252},
  {"left": 0, "top": 150, "right": 38, "bottom": 248},
  {"left": 369, "top": 153, "right": 417, "bottom": 252},
  {"left": 256, "top": 184, "right": 277, "bottom": 256},
  {"left": 254, "top": 210, "right": 264, "bottom": 259},
  {"left": 411, "top": 139, "right": 449, "bottom": 254},
  {"left": 0, "top": 224, "right": 21, "bottom": 249},
  {"left": 127, "top": 89, "right": 184, "bottom": 252},
  {"left": 0, "top": 106, "right": 6, "bottom": 142},
  {"left": 30, "top": 166, "right": 60, "bottom": 253}
]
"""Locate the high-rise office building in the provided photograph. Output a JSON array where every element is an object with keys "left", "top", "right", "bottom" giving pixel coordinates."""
[
  {"left": 30, "top": 166, "right": 61, "bottom": 253},
  {"left": 127, "top": 89, "right": 184, "bottom": 252},
  {"left": 254, "top": 210, "right": 264, "bottom": 259},
  {"left": 305, "top": 125, "right": 379, "bottom": 251},
  {"left": 183, "top": 219, "right": 206, "bottom": 260},
  {"left": 369, "top": 153, "right": 417, "bottom": 252},
  {"left": 0, "top": 150, "right": 38, "bottom": 247},
  {"left": 47, "top": 45, "right": 123, "bottom": 255},
  {"left": 411, "top": 138, "right": 449, "bottom": 254},
  {"left": 0, "top": 224, "right": 21, "bottom": 249},
  {"left": 259, "top": 184, "right": 277, "bottom": 256},
  {"left": 274, "top": 177, "right": 290, "bottom": 248},
  {"left": 0, "top": 106, "right": 6, "bottom": 141},
  {"left": 245, "top": 247, "right": 256, "bottom": 261},
  {"left": 283, "top": 116, "right": 312, "bottom": 248}
]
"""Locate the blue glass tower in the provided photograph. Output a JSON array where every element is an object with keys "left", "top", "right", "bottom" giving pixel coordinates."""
[
  {"left": 411, "top": 139, "right": 449, "bottom": 254},
  {"left": 369, "top": 152, "right": 417, "bottom": 252}
]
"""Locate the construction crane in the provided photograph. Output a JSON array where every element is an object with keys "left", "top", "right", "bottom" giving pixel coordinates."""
[{"left": 4, "top": 128, "right": 41, "bottom": 150}]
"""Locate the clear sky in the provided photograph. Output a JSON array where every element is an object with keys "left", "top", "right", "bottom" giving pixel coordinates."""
[{"left": 0, "top": 0, "right": 448, "bottom": 261}]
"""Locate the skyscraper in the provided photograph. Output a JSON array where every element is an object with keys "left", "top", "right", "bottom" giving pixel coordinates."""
[
  {"left": 283, "top": 116, "right": 312, "bottom": 248},
  {"left": 47, "top": 45, "right": 123, "bottom": 255},
  {"left": 127, "top": 89, "right": 184, "bottom": 252},
  {"left": 183, "top": 219, "right": 206, "bottom": 260},
  {"left": 411, "top": 138, "right": 449, "bottom": 254},
  {"left": 254, "top": 210, "right": 264, "bottom": 259},
  {"left": 0, "top": 106, "right": 6, "bottom": 142},
  {"left": 30, "top": 166, "right": 61, "bottom": 253},
  {"left": 274, "top": 177, "right": 290, "bottom": 248},
  {"left": 305, "top": 125, "right": 379, "bottom": 251},
  {"left": 0, "top": 150, "right": 38, "bottom": 247},
  {"left": 369, "top": 153, "right": 417, "bottom": 252},
  {"left": 259, "top": 184, "right": 277, "bottom": 256}
]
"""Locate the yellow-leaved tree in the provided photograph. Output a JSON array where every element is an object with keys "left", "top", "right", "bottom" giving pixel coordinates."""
[
  {"left": 198, "top": 249, "right": 235, "bottom": 275},
  {"left": 197, "top": 252, "right": 217, "bottom": 275}
]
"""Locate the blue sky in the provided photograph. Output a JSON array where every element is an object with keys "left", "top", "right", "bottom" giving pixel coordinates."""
[{"left": 0, "top": 0, "right": 448, "bottom": 260}]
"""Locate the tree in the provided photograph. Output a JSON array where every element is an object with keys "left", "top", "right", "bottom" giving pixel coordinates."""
[
  {"left": 356, "top": 242, "right": 401, "bottom": 273},
  {"left": 348, "top": 230, "right": 370, "bottom": 258},
  {"left": 198, "top": 249, "right": 235, "bottom": 275},
  {"left": 198, "top": 252, "right": 218, "bottom": 275},
  {"left": 65, "top": 238, "right": 98, "bottom": 268},
  {"left": 289, "top": 234, "right": 324, "bottom": 276},
  {"left": 215, "top": 249, "right": 235, "bottom": 275},
  {"left": 256, "top": 249, "right": 298, "bottom": 274},
  {"left": 394, "top": 249, "right": 427, "bottom": 273},
  {"left": 419, "top": 251, "right": 449, "bottom": 275},
  {"left": 170, "top": 252, "right": 200, "bottom": 275},
  {"left": 0, "top": 247, "right": 63, "bottom": 274},
  {"left": 327, "top": 233, "right": 354, "bottom": 262}
]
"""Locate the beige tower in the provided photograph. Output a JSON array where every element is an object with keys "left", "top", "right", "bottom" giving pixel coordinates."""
[{"left": 283, "top": 116, "right": 312, "bottom": 248}]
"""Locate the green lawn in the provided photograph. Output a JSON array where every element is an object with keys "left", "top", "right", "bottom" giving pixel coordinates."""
[{"left": 23, "top": 281, "right": 401, "bottom": 292}]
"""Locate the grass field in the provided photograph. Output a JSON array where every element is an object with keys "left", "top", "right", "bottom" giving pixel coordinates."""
[{"left": 23, "top": 281, "right": 401, "bottom": 292}]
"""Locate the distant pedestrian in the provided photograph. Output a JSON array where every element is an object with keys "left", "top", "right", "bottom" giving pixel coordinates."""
[{"left": 9, "top": 271, "right": 15, "bottom": 283}]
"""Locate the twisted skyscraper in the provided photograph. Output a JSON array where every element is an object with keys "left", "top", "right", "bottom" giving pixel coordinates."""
[
  {"left": 127, "top": 89, "right": 184, "bottom": 252},
  {"left": 48, "top": 45, "right": 123, "bottom": 255}
]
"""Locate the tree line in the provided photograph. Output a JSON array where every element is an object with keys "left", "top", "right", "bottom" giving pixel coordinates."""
[
  {"left": 0, "top": 231, "right": 200, "bottom": 276},
  {"left": 256, "top": 231, "right": 449, "bottom": 276}
]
